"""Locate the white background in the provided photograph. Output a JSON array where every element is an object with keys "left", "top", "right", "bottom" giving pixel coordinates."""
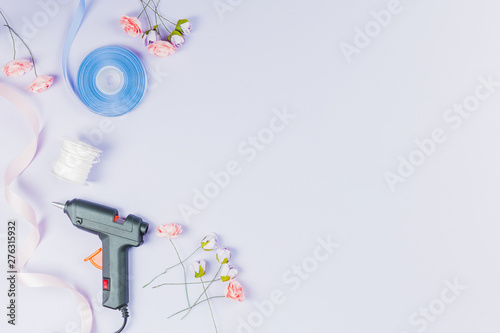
[{"left": 1, "top": 0, "right": 500, "bottom": 332}]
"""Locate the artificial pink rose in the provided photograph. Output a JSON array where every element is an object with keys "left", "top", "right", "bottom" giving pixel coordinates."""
[
  {"left": 27, "top": 75, "right": 53, "bottom": 93},
  {"left": 147, "top": 41, "right": 176, "bottom": 57},
  {"left": 225, "top": 280, "right": 245, "bottom": 302},
  {"left": 156, "top": 223, "right": 182, "bottom": 239},
  {"left": 2, "top": 59, "right": 33, "bottom": 77},
  {"left": 120, "top": 15, "right": 142, "bottom": 37}
]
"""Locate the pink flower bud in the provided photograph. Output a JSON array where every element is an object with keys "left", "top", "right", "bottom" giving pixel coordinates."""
[
  {"left": 225, "top": 280, "right": 245, "bottom": 302},
  {"left": 156, "top": 223, "right": 182, "bottom": 239},
  {"left": 27, "top": 75, "right": 53, "bottom": 93},
  {"left": 119, "top": 15, "right": 142, "bottom": 37},
  {"left": 147, "top": 41, "right": 176, "bottom": 57},
  {"left": 2, "top": 59, "right": 33, "bottom": 77}
]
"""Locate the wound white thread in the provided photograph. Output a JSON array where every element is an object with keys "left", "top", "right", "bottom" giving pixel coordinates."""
[{"left": 52, "top": 137, "right": 101, "bottom": 185}]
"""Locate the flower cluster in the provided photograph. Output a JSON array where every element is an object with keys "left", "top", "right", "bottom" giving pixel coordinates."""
[
  {"left": 0, "top": 11, "right": 53, "bottom": 93},
  {"left": 119, "top": 1, "right": 192, "bottom": 58},
  {"left": 146, "top": 224, "right": 245, "bottom": 331},
  {"left": 189, "top": 234, "right": 244, "bottom": 301}
]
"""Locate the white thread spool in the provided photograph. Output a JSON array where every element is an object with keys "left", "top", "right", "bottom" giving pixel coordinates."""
[{"left": 52, "top": 137, "right": 102, "bottom": 185}]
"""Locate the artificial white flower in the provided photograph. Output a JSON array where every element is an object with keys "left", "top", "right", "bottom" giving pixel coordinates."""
[
  {"left": 220, "top": 264, "right": 238, "bottom": 282},
  {"left": 201, "top": 233, "right": 219, "bottom": 251},
  {"left": 176, "top": 19, "right": 192, "bottom": 35},
  {"left": 191, "top": 260, "right": 206, "bottom": 278},
  {"left": 216, "top": 247, "right": 231, "bottom": 264}
]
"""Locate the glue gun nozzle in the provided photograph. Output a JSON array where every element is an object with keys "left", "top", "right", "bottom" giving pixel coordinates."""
[{"left": 52, "top": 202, "right": 65, "bottom": 210}]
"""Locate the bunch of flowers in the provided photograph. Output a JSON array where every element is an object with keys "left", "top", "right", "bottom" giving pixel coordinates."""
[
  {"left": 144, "top": 224, "right": 245, "bottom": 332},
  {"left": 119, "top": 0, "right": 192, "bottom": 57},
  {"left": 0, "top": 10, "right": 53, "bottom": 93}
]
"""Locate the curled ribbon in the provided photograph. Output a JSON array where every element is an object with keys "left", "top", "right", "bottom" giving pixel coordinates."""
[{"left": 1, "top": 83, "right": 92, "bottom": 332}]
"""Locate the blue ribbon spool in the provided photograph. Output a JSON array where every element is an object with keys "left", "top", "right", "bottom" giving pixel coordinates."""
[
  {"left": 76, "top": 46, "right": 147, "bottom": 117},
  {"left": 62, "top": 0, "right": 148, "bottom": 117}
]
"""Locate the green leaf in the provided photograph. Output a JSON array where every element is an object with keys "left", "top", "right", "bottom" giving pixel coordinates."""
[
  {"left": 175, "top": 19, "right": 190, "bottom": 34},
  {"left": 195, "top": 266, "right": 205, "bottom": 278},
  {"left": 168, "top": 30, "right": 182, "bottom": 39}
]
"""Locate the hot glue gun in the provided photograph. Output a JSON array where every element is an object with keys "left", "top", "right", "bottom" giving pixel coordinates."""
[{"left": 52, "top": 199, "right": 149, "bottom": 332}]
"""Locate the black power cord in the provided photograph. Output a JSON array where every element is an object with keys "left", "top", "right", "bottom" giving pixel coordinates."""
[{"left": 114, "top": 306, "right": 129, "bottom": 333}]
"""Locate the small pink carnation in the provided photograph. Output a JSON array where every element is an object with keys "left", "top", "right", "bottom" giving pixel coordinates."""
[
  {"left": 120, "top": 15, "right": 142, "bottom": 37},
  {"left": 27, "top": 75, "right": 53, "bottom": 93},
  {"left": 156, "top": 223, "right": 182, "bottom": 239},
  {"left": 225, "top": 280, "right": 245, "bottom": 302},
  {"left": 147, "top": 41, "right": 176, "bottom": 57},
  {"left": 2, "top": 59, "right": 33, "bottom": 77}
]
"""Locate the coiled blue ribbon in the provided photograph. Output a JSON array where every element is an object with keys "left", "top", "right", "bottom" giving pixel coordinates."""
[
  {"left": 77, "top": 46, "right": 146, "bottom": 116},
  {"left": 62, "top": 0, "right": 147, "bottom": 117}
]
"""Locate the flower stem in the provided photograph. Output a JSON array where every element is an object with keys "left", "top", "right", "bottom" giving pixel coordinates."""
[
  {"left": 137, "top": 0, "right": 152, "bottom": 18},
  {"left": 143, "top": 246, "right": 200, "bottom": 288},
  {"left": 155, "top": 10, "right": 171, "bottom": 35},
  {"left": 0, "top": 10, "right": 15, "bottom": 59},
  {"left": 145, "top": 0, "right": 172, "bottom": 34},
  {"left": 151, "top": 1, "right": 162, "bottom": 39},
  {"left": 4, "top": 25, "right": 38, "bottom": 76},
  {"left": 201, "top": 277, "right": 218, "bottom": 333},
  {"left": 153, "top": 1, "right": 158, "bottom": 28},
  {"left": 147, "top": 0, "right": 176, "bottom": 25},
  {"left": 152, "top": 279, "right": 221, "bottom": 288},
  {"left": 170, "top": 239, "right": 190, "bottom": 308},
  {"left": 167, "top": 296, "right": 225, "bottom": 319},
  {"left": 152, "top": 282, "right": 204, "bottom": 287},
  {"left": 181, "top": 264, "right": 222, "bottom": 319},
  {"left": 139, "top": 0, "right": 153, "bottom": 30}
]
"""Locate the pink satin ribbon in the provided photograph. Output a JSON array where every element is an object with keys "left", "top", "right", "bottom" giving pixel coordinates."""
[{"left": 2, "top": 83, "right": 93, "bottom": 333}]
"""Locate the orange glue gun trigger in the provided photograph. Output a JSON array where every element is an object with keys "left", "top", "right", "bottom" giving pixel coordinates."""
[{"left": 84, "top": 248, "right": 103, "bottom": 270}]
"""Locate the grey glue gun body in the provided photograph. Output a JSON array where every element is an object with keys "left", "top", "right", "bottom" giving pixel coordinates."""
[{"left": 54, "top": 199, "right": 149, "bottom": 310}]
